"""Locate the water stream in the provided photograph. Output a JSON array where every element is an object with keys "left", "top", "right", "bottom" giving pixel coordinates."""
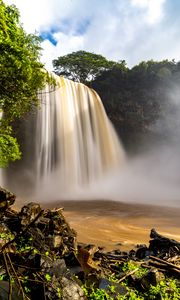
[
  {"left": 2, "top": 75, "right": 125, "bottom": 198},
  {"left": 1, "top": 75, "right": 179, "bottom": 247}
]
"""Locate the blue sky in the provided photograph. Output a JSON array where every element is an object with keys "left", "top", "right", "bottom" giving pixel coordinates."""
[{"left": 4, "top": 0, "right": 180, "bottom": 70}]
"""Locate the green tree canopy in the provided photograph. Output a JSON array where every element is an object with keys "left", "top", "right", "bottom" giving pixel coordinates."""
[
  {"left": 53, "top": 50, "right": 127, "bottom": 84},
  {"left": 0, "top": 0, "right": 51, "bottom": 167},
  {"left": 92, "top": 58, "right": 180, "bottom": 152}
]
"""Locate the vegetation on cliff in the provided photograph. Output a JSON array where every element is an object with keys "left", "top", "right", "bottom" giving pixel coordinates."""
[
  {"left": 53, "top": 51, "right": 180, "bottom": 153},
  {"left": 53, "top": 50, "right": 127, "bottom": 84},
  {"left": 92, "top": 60, "right": 180, "bottom": 152},
  {"left": 0, "top": 0, "right": 52, "bottom": 167}
]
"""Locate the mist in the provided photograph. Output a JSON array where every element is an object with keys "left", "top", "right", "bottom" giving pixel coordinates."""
[
  {"left": 28, "top": 144, "right": 179, "bottom": 208},
  {"left": 2, "top": 83, "right": 180, "bottom": 210},
  {"left": 28, "top": 85, "right": 180, "bottom": 208}
]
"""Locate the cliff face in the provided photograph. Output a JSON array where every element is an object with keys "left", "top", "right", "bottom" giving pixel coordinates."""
[{"left": 91, "top": 61, "right": 180, "bottom": 154}]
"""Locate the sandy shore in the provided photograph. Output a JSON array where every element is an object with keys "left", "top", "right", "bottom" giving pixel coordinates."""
[{"left": 38, "top": 200, "right": 180, "bottom": 250}]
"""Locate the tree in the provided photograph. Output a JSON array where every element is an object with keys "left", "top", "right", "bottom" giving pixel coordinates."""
[
  {"left": 92, "top": 59, "right": 180, "bottom": 153},
  {"left": 0, "top": 0, "right": 51, "bottom": 167},
  {"left": 53, "top": 50, "right": 127, "bottom": 84}
]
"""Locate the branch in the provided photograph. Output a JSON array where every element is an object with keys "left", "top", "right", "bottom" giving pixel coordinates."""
[
  {"left": 0, "top": 209, "right": 44, "bottom": 253},
  {"left": 149, "top": 255, "right": 180, "bottom": 271}
]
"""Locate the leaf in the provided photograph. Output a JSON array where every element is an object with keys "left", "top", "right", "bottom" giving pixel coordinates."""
[{"left": 76, "top": 246, "right": 100, "bottom": 274}]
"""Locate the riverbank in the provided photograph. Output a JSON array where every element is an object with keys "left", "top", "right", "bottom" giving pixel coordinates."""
[
  {"left": 0, "top": 189, "right": 180, "bottom": 299},
  {"left": 41, "top": 200, "right": 180, "bottom": 251}
]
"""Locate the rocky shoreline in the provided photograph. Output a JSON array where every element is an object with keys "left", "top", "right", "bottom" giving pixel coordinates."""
[{"left": 0, "top": 188, "right": 179, "bottom": 299}]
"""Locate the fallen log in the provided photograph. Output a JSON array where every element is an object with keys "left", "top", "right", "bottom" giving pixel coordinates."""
[{"left": 149, "top": 255, "right": 180, "bottom": 270}]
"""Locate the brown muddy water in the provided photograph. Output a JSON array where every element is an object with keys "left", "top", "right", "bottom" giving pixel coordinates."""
[{"left": 40, "top": 200, "right": 180, "bottom": 251}]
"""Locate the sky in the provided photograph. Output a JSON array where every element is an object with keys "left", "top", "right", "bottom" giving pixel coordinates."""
[{"left": 4, "top": 0, "right": 180, "bottom": 71}]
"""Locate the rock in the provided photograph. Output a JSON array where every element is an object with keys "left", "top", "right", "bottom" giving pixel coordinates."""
[
  {"left": 44, "top": 258, "right": 68, "bottom": 278},
  {"left": 0, "top": 188, "right": 15, "bottom": 213},
  {"left": 0, "top": 196, "right": 178, "bottom": 300},
  {"left": 129, "top": 249, "right": 136, "bottom": 258},
  {"left": 0, "top": 281, "right": 23, "bottom": 300},
  {"left": 0, "top": 224, "right": 13, "bottom": 247},
  {"left": 17, "top": 203, "right": 76, "bottom": 256},
  {"left": 42, "top": 208, "right": 77, "bottom": 256},
  {"left": 149, "top": 228, "right": 180, "bottom": 256},
  {"left": 46, "top": 234, "right": 62, "bottom": 249},
  {"left": 136, "top": 246, "right": 149, "bottom": 259},
  {"left": 28, "top": 226, "right": 50, "bottom": 253},
  {"left": 77, "top": 245, "right": 101, "bottom": 274},
  {"left": 41, "top": 257, "right": 85, "bottom": 299},
  {"left": 60, "top": 276, "right": 85, "bottom": 300},
  {"left": 99, "top": 278, "right": 127, "bottom": 297},
  {"left": 19, "top": 202, "right": 42, "bottom": 226},
  {"left": 140, "top": 268, "right": 165, "bottom": 291},
  {"left": 51, "top": 259, "right": 68, "bottom": 277}
]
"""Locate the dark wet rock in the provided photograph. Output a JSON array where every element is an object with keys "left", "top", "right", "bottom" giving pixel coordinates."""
[
  {"left": 128, "top": 273, "right": 139, "bottom": 285},
  {"left": 43, "top": 258, "right": 69, "bottom": 278},
  {"left": 43, "top": 273, "right": 86, "bottom": 300},
  {"left": 137, "top": 244, "right": 147, "bottom": 248},
  {"left": 149, "top": 228, "right": 180, "bottom": 256},
  {"left": 116, "top": 271, "right": 127, "bottom": 279},
  {"left": 45, "top": 234, "right": 62, "bottom": 249},
  {"left": 0, "top": 188, "right": 15, "bottom": 213},
  {"left": 27, "top": 226, "right": 50, "bottom": 253},
  {"left": 113, "top": 249, "right": 122, "bottom": 255},
  {"left": 140, "top": 268, "right": 165, "bottom": 291},
  {"left": 60, "top": 276, "right": 85, "bottom": 300},
  {"left": 19, "top": 202, "right": 42, "bottom": 226},
  {"left": 39, "top": 256, "right": 86, "bottom": 299},
  {"left": 136, "top": 246, "right": 149, "bottom": 259},
  {"left": 99, "top": 278, "right": 128, "bottom": 297},
  {"left": 14, "top": 204, "right": 77, "bottom": 257},
  {"left": 0, "top": 224, "right": 13, "bottom": 247},
  {"left": 0, "top": 281, "right": 23, "bottom": 300},
  {"left": 41, "top": 208, "right": 77, "bottom": 256},
  {"left": 129, "top": 249, "right": 136, "bottom": 258}
]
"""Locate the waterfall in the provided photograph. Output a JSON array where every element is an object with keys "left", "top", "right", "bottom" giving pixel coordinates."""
[{"left": 3, "top": 75, "right": 125, "bottom": 199}]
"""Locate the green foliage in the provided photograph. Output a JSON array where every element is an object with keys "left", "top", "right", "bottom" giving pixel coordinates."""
[
  {"left": 45, "top": 273, "right": 51, "bottom": 282},
  {"left": 120, "top": 289, "right": 144, "bottom": 300},
  {"left": 56, "top": 287, "right": 61, "bottom": 298},
  {"left": 82, "top": 284, "right": 144, "bottom": 300},
  {"left": 0, "top": 228, "right": 178, "bottom": 300},
  {"left": 53, "top": 51, "right": 178, "bottom": 152},
  {"left": 0, "top": 230, "right": 14, "bottom": 241},
  {"left": 16, "top": 235, "right": 34, "bottom": 253},
  {"left": 147, "top": 279, "right": 180, "bottom": 300},
  {"left": 82, "top": 277, "right": 180, "bottom": 300},
  {"left": 0, "top": 274, "right": 7, "bottom": 281},
  {"left": 83, "top": 285, "right": 114, "bottom": 300},
  {"left": 53, "top": 49, "right": 180, "bottom": 153},
  {"left": 0, "top": 127, "right": 21, "bottom": 167},
  {"left": 92, "top": 58, "right": 180, "bottom": 152},
  {"left": 0, "top": 0, "right": 52, "bottom": 167},
  {"left": 122, "top": 261, "right": 148, "bottom": 278},
  {"left": 82, "top": 260, "right": 180, "bottom": 300},
  {"left": 53, "top": 50, "right": 127, "bottom": 84}
]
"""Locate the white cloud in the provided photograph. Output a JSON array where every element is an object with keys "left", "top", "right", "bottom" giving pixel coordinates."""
[
  {"left": 131, "top": 0, "right": 165, "bottom": 24},
  {"left": 41, "top": 33, "right": 84, "bottom": 70},
  {"left": 4, "top": 0, "right": 180, "bottom": 70},
  {"left": 4, "top": 0, "right": 53, "bottom": 32}
]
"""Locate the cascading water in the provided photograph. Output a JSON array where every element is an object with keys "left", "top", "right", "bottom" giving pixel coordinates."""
[{"left": 3, "top": 75, "right": 125, "bottom": 199}]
